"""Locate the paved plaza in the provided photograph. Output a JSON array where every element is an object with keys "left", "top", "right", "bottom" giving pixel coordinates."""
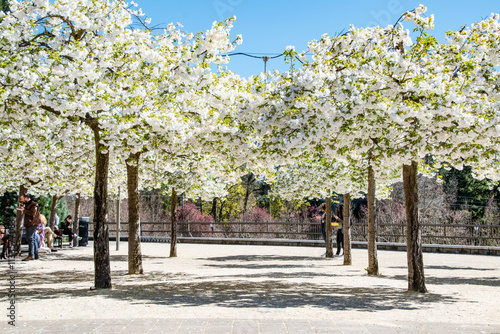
[
  {"left": 7, "top": 318, "right": 500, "bottom": 333},
  {"left": 1, "top": 242, "right": 499, "bottom": 333}
]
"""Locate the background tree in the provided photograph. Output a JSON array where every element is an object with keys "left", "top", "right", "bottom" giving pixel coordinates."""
[{"left": 0, "top": 0, "right": 8, "bottom": 13}]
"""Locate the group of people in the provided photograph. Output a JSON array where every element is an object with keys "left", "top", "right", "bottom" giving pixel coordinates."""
[
  {"left": 319, "top": 203, "right": 346, "bottom": 257},
  {"left": 16, "top": 193, "right": 79, "bottom": 261}
]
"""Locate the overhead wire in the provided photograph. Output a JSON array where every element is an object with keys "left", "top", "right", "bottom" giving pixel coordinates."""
[
  {"left": 223, "top": 52, "right": 311, "bottom": 76},
  {"left": 225, "top": 52, "right": 284, "bottom": 74}
]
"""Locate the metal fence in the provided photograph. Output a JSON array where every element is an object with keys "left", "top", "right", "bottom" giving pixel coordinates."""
[{"left": 89, "top": 221, "right": 500, "bottom": 247}]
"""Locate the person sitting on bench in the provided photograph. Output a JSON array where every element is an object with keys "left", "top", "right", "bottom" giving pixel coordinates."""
[
  {"left": 0, "top": 225, "right": 12, "bottom": 259},
  {"left": 60, "top": 215, "right": 81, "bottom": 247},
  {"left": 53, "top": 225, "right": 63, "bottom": 248}
]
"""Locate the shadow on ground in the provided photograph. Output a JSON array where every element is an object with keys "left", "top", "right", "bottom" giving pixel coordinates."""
[
  {"left": 15, "top": 252, "right": 499, "bottom": 314},
  {"left": 425, "top": 265, "right": 496, "bottom": 272},
  {"left": 16, "top": 266, "right": 458, "bottom": 313},
  {"left": 202, "top": 255, "right": 322, "bottom": 262},
  {"left": 383, "top": 274, "right": 500, "bottom": 287},
  {"left": 201, "top": 255, "right": 330, "bottom": 270},
  {"left": 41, "top": 253, "right": 160, "bottom": 262},
  {"left": 389, "top": 265, "right": 496, "bottom": 272}
]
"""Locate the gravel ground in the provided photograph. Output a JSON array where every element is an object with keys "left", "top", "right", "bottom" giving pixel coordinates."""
[{"left": 2, "top": 242, "right": 499, "bottom": 327}]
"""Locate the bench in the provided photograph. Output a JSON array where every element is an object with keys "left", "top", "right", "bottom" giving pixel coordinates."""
[{"left": 53, "top": 235, "right": 69, "bottom": 248}]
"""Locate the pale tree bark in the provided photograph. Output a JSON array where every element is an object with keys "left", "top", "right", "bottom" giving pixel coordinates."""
[
  {"left": 49, "top": 195, "right": 63, "bottom": 230},
  {"left": 325, "top": 194, "right": 333, "bottom": 258},
  {"left": 170, "top": 187, "right": 177, "bottom": 257},
  {"left": 242, "top": 174, "right": 254, "bottom": 217},
  {"left": 116, "top": 187, "right": 121, "bottom": 251},
  {"left": 367, "top": 165, "right": 379, "bottom": 275},
  {"left": 343, "top": 193, "right": 352, "bottom": 265},
  {"left": 126, "top": 153, "right": 143, "bottom": 275},
  {"left": 92, "top": 128, "right": 112, "bottom": 289},
  {"left": 73, "top": 193, "right": 80, "bottom": 247},
  {"left": 403, "top": 161, "right": 427, "bottom": 293},
  {"left": 487, "top": 182, "right": 500, "bottom": 203},
  {"left": 14, "top": 185, "right": 28, "bottom": 256}
]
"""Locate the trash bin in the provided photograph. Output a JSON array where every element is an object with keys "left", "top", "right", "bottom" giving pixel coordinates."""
[{"left": 78, "top": 218, "right": 90, "bottom": 246}]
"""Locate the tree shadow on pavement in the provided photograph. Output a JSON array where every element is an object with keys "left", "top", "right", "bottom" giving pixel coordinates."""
[
  {"left": 202, "top": 254, "right": 340, "bottom": 270},
  {"left": 42, "top": 254, "right": 159, "bottom": 262},
  {"left": 202, "top": 255, "right": 322, "bottom": 262},
  {"left": 425, "top": 265, "right": 496, "bottom": 272},
  {"left": 383, "top": 274, "right": 500, "bottom": 287},
  {"left": 205, "top": 263, "right": 317, "bottom": 269},
  {"left": 389, "top": 265, "right": 496, "bottom": 272},
  {"left": 210, "top": 271, "right": 338, "bottom": 279},
  {"left": 17, "top": 270, "right": 458, "bottom": 312}
]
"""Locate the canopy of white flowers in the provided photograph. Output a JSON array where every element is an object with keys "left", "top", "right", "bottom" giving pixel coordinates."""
[{"left": 0, "top": 1, "right": 498, "bottom": 201}]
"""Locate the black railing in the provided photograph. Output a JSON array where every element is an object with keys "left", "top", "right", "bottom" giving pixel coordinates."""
[{"left": 90, "top": 221, "right": 500, "bottom": 247}]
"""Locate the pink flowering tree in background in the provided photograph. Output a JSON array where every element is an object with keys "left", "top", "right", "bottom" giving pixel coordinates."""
[
  {"left": 176, "top": 202, "right": 213, "bottom": 236},
  {"left": 243, "top": 206, "right": 273, "bottom": 222},
  {"left": 176, "top": 202, "right": 214, "bottom": 223}
]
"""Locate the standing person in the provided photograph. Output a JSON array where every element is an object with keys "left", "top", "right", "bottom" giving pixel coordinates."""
[
  {"left": 333, "top": 204, "right": 344, "bottom": 257},
  {"left": 19, "top": 193, "right": 41, "bottom": 261}
]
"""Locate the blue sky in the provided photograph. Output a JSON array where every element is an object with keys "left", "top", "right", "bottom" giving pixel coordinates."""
[{"left": 136, "top": 0, "right": 500, "bottom": 78}]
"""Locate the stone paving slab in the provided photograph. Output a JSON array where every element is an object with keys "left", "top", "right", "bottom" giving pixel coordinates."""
[
  {"left": 284, "top": 320, "right": 315, "bottom": 334},
  {"left": 2, "top": 319, "right": 499, "bottom": 334}
]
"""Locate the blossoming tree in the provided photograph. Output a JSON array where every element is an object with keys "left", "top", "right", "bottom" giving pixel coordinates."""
[{"left": 0, "top": 0, "right": 246, "bottom": 287}]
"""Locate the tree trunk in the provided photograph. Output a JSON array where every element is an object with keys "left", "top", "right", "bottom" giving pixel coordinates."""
[
  {"left": 325, "top": 194, "right": 333, "bottom": 258},
  {"left": 211, "top": 197, "right": 217, "bottom": 222},
  {"left": 343, "top": 193, "right": 352, "bottom": 265},
  {"left": 93, "top": 129, "right": 111, "bottom": 289},
  {"left": 116, "top": 187, "right": 121, "bottom": 251},
  {"left": 49, "top": 195, "right": 62, "bottom": 231},
  {"left": 243, "top": 187, "right": 250, "bottom": 218},
  {"left": 126, "top": 153, "right": 143, "bottom": 275},
  {"left": 487, "top": 181, "right": 500, "bottom": 205},
  {"left": 14, "top": 185, "right": 28, "bottom": 256},
  {"left": 73, "top": 193, "right": 80, "bottom": 247},
  {"left": 219, "top": 200, "right": 225, "bottom": 222},
  {"left": 367, "top": 165, "right": 379, "bottom": 275},
  {"left": 170, "top": 187, "right": 177, "bottom": 257},
  {"left": 242, "top": 174, "right": 253, "bottom": 217},
  {"left": 403, "top": 161, "right": 427, "bottom": 293}
]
